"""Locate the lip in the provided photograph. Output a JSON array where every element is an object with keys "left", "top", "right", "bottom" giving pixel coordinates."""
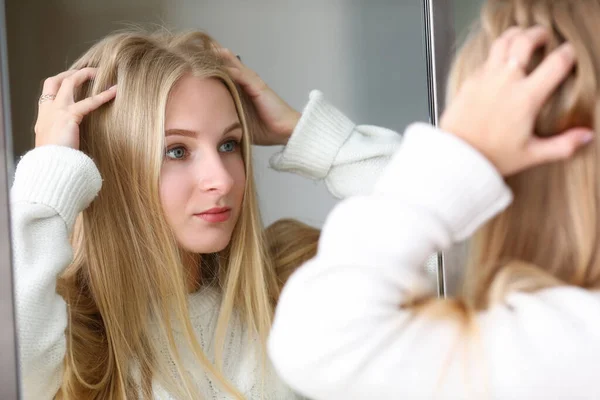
[{"left": 194, "top": 207, "right": 231, "bottom": 223}]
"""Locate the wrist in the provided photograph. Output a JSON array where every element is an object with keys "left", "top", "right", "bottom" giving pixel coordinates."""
[
  {"left": 278, "top": 110, "right": 301, "bottom": 145},
  {"left": 440, "top": 120, "right": 504, "bottom": 176}
]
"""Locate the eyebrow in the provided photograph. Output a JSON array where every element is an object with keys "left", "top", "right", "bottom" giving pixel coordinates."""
[{"left": 165, "top": 121, "right": 242, "bottom": 138}]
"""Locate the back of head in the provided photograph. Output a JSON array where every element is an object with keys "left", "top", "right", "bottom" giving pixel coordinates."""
[{"left": 447, "top": 0, "right": 600, "bottom": 309}]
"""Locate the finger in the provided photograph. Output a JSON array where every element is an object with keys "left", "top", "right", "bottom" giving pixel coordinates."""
[
  {"left": 226, "top": 66, "right": 266, "bottom": 96},
  {"left": 216, "top": 48, "right": 243, "bottom": 67},
  {"left": 527, "top": 128, "right": 593, "bottom": 165},
  {"left": 226, "top": 66, "right": 241, "bottom": 78},
  {"left": 41, "top": 69, "right": 79, "bottom": 96},
  {"left": 226, "top": 66, "right": 247, "bottom": 83},
  {"left": 488, "top": 26, "right": 524, "bottom": 67},
  {"left": 55, "top": 67, "right": 98, "bottom": 104},
  {"left": 226, "top": 66, "right": 261, "bottom": 93},
  {"left": 525, "top": 42, "right": 576, "bottom": 108},
  {"left": 225, "top": 65, "right": 254, "bottom": 86},
  {"left": 507, "top": 26, "right": 550, "bottom": 71},
  {"left": 70, "top": 85, "right": 117, "bottom": 118}
]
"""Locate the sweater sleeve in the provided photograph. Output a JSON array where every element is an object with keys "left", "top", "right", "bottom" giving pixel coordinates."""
[
  {"left": 11, "top": 145, "right": 102, "bottom": 400},
  {"left": 269, "top": 90, "right": 402, "bottom": 199},
  {"left": 268, "top": 123, "right": 515, "bottom": 399}
]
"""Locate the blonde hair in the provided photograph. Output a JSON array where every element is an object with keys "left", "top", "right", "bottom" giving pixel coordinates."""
[
  {"left": 54, "top": 29, "right": 318, "bottom": 399},
  {"left": 416, "top": 0, "right": 600, "bottom": 321},
  {"left": 457, "top": 0, "right": 600, "bottom": 309},
  {"left": 265, "top": 219, "right": 320, "bottom": 288},
  {"left": 405, "top": 2, "right": 600, "bottom": 395}
]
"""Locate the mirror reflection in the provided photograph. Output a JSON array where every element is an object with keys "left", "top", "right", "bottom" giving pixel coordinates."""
[
  {"left": 3, "top": 1, "right": 434, "bottom": 398},
  {"left": 269, "top": 0, "right": 600, "bottom": 398},
  {"left": 439, "top": 0, "right": 484, "bottom": 296}
]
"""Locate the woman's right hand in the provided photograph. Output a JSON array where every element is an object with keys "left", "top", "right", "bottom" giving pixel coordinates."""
[
  {"left": 440, "top": 26, "right": 594, "bottom": 177},
  {"left": 34, "top": 68, "right": 117, "bottom": 150}
]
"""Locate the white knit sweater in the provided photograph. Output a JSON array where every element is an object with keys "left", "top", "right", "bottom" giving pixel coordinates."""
[
  {"left": 11, "top": 90, "right": 402, "bottom": 400},
  {"left": 269, "top": 123, "right": 600, "bottom": 400}
]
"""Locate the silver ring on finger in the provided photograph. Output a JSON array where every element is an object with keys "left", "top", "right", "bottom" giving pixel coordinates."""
[{"left": 38, "top": 94, "right": 56, "bottom": 104}]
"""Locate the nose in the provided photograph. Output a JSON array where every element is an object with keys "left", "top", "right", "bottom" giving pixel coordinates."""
[{"left": 196, "top": 153, "right": 235, "bottom": 195}]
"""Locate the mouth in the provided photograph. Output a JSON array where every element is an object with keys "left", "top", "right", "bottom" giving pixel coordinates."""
[{"left": 194, "top": 207, "right": 232, "bottom": 223}]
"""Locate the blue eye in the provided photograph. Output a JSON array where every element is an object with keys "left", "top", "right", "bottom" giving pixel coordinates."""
[
  {"left": 165, "top": 146, "right": 187, "bottom": 160},
  {"left": 219, "top": 140, "right": 238, "bottom": 153}
]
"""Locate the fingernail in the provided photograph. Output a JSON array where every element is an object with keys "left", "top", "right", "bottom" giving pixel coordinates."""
[
  {"left": 581, "top": 131, "right": 594, "bottom": 144},
  {"left": 107, "top": 84, "right": 117, "bottom": 91},
  {"left": 561, "top": 43, "right": 576, "bottom": 57}
]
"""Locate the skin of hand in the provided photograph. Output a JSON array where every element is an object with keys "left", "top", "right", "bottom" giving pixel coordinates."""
[
  {"left": 440, "top": 26, "right": 594, "bottom": 176},
  {"left": 217, "top": 48, "right": 300, "bottom": 146}
]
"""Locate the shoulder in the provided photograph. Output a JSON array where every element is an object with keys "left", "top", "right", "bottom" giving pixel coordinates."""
[{"left": 479, "top": 286, "right": 600, "bottom": 356}]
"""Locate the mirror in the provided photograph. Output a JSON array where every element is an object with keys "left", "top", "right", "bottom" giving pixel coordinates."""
[
  {"left": 423, "top": 0, "right": 455, "bottom": 296},
  {"left": 427, "top": 0, "right": 484, "bottom": 296},
  {"left": 1, "top": 0, "right": 449, "bottom": 398},
  {"left": 0, "top": 0, "right": 20, "bottom": 396}
]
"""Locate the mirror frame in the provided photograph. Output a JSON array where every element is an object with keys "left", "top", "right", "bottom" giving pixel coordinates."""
[
  {"left": 0, "top": 0, "right": 20, "bottom": 395},
  {"left": 423, "top": 0, "right": 456, "bottom": 297}
]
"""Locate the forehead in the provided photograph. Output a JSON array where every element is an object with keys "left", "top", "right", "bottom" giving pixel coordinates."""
[{"left": 165, "top": 75, "right": 239, "bottom": 131}]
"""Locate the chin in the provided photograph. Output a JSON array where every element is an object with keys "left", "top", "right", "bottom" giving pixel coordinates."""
[{"left": 181, "top": 233, "right": 233, "bottom": 254}]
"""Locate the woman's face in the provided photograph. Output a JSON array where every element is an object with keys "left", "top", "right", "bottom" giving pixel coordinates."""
[{"left": 160, "top": 75, "right": 246, "bottom": 253}]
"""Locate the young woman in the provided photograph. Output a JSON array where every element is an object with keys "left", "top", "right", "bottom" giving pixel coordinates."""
[
  {"left": 12, "top": 29, "right": 402, "bottom": 399},
  {"left": 269, "top": 1, "right": 600, "bottom": 399}
]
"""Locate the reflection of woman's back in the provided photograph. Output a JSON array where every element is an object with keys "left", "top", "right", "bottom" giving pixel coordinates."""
[
  {"left": 453, "top": 0, "right": 600, "bottom": 310},
  {"left": 268, "top": 1, "right": 600, "bottom": 399},
  {"left": 11, "top": 30, "right": 397, "bottom": 399}
]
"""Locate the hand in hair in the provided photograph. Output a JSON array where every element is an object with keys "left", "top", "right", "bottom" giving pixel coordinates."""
[
  {"left": 34, "top": 68, "right": 117, "bottom": 150},
  {"left": 217, "top": 47, "right": 300, "bottom": 146},
  {"left": 440, "top": 26, "right": 594, "bottom": 176}
]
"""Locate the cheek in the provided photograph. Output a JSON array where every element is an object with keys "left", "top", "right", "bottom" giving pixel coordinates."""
[
  {"left": 228, "top": 156, "right": 246, "bottom": 204},
  {"left": 159, "top": 167, "right": 191, "bottom": 220}
]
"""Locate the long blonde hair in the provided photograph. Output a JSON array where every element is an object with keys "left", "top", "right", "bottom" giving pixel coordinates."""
[
  {"left": 418, "top": 0, "right": 600, "bottom": 316},
  {"left": 54, "top": 29, "right": 318, "bottom": 399},
  {"left": 406, "top": 3, "right": 600, "bottom": 395}
]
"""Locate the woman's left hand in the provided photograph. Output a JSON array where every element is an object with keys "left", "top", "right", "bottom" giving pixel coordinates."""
[{"left": 218, "top": 48, "right": 300, "bottom": 146}]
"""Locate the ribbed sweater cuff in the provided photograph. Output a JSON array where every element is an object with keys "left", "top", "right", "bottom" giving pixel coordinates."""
[
  {"left": 11, "top": 145, "right": 102, "bottom": 229},
  {"left": 269, "top": 90, "right": 356, "bottom": 179}
]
